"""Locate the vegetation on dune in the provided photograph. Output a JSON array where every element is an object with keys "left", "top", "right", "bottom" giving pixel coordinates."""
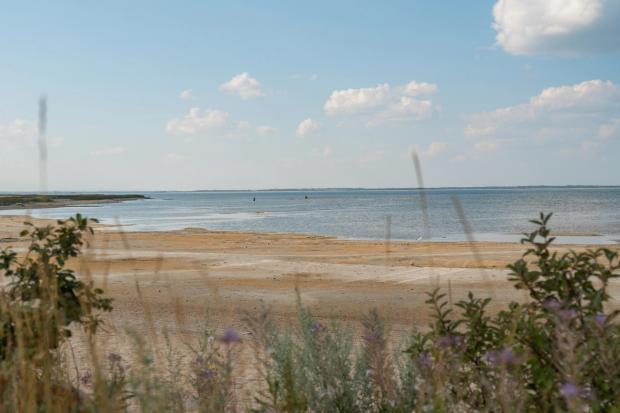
[
  {"left": 0, "top": 213, "right": 618, "bottom": 411},
  {"left": 0, "top": 194, "right": 146, "bottom": 207}
]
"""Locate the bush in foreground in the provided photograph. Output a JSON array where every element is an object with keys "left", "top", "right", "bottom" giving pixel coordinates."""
[{"left": 0, "top": 213, "right": 618, "bottom": 412}]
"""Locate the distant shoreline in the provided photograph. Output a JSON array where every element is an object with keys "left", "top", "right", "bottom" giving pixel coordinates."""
[{"left": 0, "top": 194, "right": 147, "bottom": 211}]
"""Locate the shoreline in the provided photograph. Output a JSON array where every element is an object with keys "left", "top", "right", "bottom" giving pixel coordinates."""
[
  {"left": 1, "top": 214, "right": 615, "bottom": 268},
  {"left": 1, "top": 213, "right": 616, "bottom": 251}
]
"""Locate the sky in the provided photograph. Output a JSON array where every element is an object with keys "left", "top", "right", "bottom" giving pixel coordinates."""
[{"left": 1, "top": 0, "right": 619, "bottom": 191}]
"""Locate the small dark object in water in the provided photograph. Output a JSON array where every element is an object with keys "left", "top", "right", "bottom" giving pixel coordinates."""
[{"left": 304, "top": 195, "right": 308, "bottom": 199}]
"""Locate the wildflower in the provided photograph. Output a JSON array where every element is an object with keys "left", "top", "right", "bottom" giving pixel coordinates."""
[
  {"left": 108, "top": 352, "right": 122, "bottom": 364},
  {"left": 486, "top": 347, "right": 518, "bottom": 368},
  {"left": 593, "top": 313, "right": 606, "bottom": 327},
  {"left": 80, "top": 371, "right": 92, "bottom": 386},
  {"left": 559, "top": 382, "right": 582, "bottom": 398},
  {"left": 311, "top": 321, "right": 325, "bottom": 334},
  {"left": 417, "top": 352, "right": 432, "bottom": 368},
  {"left": 558, "top": 308, "right": 577, "bottom": 321},
  {"left": 198, "top": 368, "right": 218, "bottom": 380},
  {"left": 362, "top": 331, "right": 381, "bottom": 343},
  {"left": 542, "top": 297, "right": 561, "bottom": 311},
  {"left": 218, "top": 328, "right": 242, "bottom": 344},
  {"left": 438, "top": 334, "right": 463, "bottom": 348}
]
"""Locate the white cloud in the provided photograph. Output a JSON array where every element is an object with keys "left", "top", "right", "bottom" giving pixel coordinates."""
[
  {"left": 463, "top": 80, "right": 620, "bottom": 158},
  {"left": 296, "top": 118, "right": 319, "bottom": 137},
  {"left": 409, "top": 141, "right": 448, "bottom": 158},
  {"left": 466, "top": 80, "right": 620, "bottom": 137},
  {"left": 166, "top": 107, "right": 229, "bottom": 135},
  {"left": 402, "top": 81, "right": 438, "bottom": 96},
  {"left": 0, "top": 119, "right": 35, "bottom": 152},
  {"left": 372, "top": 97, "right": 434, "bottom": 124},
  {"left": 464, "top": 125, "right": 496, "bottom": 137},
  {"left": 599, "top": 118, "right": 620, "bottom": 139},
  {"left": 91, "top": 146, "right": 125, "bottom": 157},
  {"left": 256, "top": 125, "right": 277, "bottom": 135},
  {"left": 179, "top": 89, "right": 193, "bottom": 100},
  {"left": 322, "top": 146, "right": 333, "bottom": 158},
  {"left": 493, "top": 0, "right": 620, "bottom": 55},
  {"left": 220, "top": 72, "right": 263, "bottom": 100},
  {"left": 324, "top": 84, "right": 390, "bottom": 115},
  {"left": 324, "top": 81, "right": 438, "bottom": 125}
]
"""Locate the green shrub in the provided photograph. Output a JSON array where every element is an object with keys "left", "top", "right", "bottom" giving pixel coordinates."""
[{"left": 0, "top": 214, "right": 112, "bottom": 360}]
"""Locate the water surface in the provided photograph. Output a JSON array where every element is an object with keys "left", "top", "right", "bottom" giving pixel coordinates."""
[{"left": 2, "top": 187, "right": 619, "bottom": 244}]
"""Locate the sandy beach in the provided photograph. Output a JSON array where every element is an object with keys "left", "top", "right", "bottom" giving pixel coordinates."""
[{"left": 2, "top": 214, "right": 618, "bottom": 337}]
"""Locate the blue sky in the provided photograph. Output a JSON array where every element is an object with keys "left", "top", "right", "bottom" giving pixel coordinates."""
[{"left": 1, "top": 0, "right": 619, "bottom": 190}]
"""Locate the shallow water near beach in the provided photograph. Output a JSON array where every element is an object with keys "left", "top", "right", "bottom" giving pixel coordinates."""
[{"left": 2, "top": 187, "right": 620, "bottom": 244}]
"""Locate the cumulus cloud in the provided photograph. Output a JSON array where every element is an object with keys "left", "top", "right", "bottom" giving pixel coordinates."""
[
  {"left": 464, "top": 79, "right": 620, "bottom": 156},
  {"left": 324, "top": 80, "right": 437, "bottom": 124},
  {"left": 91, "top": 146, "right": 125, "bottom": 157},
  {"left": 324, "top": 84, "right": 390, "bottom": 115},
  {"left": 296, "top": 118, "right": 319, "bottom": 137},
  {"left": 402, "top": 81, "right": 438, "bottom": 96},
  {"left": 409, "top": 141, "right": 448, "bottom": 158},
  {"left": 466, "top": 80, "right": 620, "bottom": 132},
  {"left": 166, "top": 107, "right": 229, "bottom": 135},
  {"left": 493, "top": 0, "right": 620, "bottom": 55},
  {"left": 220, "top": 72, "right": 263, "bottom": 100},
  {"left": 372, "top": 97, "right": 434, "bottom": 125},
  {"left": 179, "top": 89, "right": 193, "bottom": 100},
  {"left": 256, "top": 125, "right": 277, "bottom": 135}
]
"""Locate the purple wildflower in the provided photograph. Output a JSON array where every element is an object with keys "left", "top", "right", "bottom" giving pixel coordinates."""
[
  {"left": 108, "top": 352, "right": 122, "bottom": 364},
  {"left": 438, "top": 334, "right": 463, "bottom": 348},
  {"left": 198, "top": 368, "right": 218, "bottom": 380},
  {"left": 543, "top": 297, "right": 561, "bottom": 311},
  {"left": 362, "top": 331, "right": 381, "bottom": 343},
  {"left": 80, "top": 371, "right": 92, "bottom": 386},
  {"left": 218, "top": 328, "right": 242, "bottom": 344},
  {"left": 311, "top": 322, "right": 325, "bottom": 334},
  {"left": 559, "top": 382, "right": 581, "bottom": 398},
  {"left": 593, "top": 313, "right": 606, "bottom": 327},
  {"left": 417, "top": 352, "right": 432, "bottom": 368},
  {"left": 486, "top": 347, "right": 518, "bottom": 368},
  {"left": 558, "top": 308, "right": 577, "bottom": 321}
]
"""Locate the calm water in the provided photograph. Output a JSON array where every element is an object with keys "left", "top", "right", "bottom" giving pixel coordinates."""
[{"left": 2, "top": 187, "right": 620, "bottom": 244}]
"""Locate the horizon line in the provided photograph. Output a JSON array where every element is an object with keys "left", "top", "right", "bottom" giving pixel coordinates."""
[{"left": 2, "top": 184, "right": 620, "bottom": 194}]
